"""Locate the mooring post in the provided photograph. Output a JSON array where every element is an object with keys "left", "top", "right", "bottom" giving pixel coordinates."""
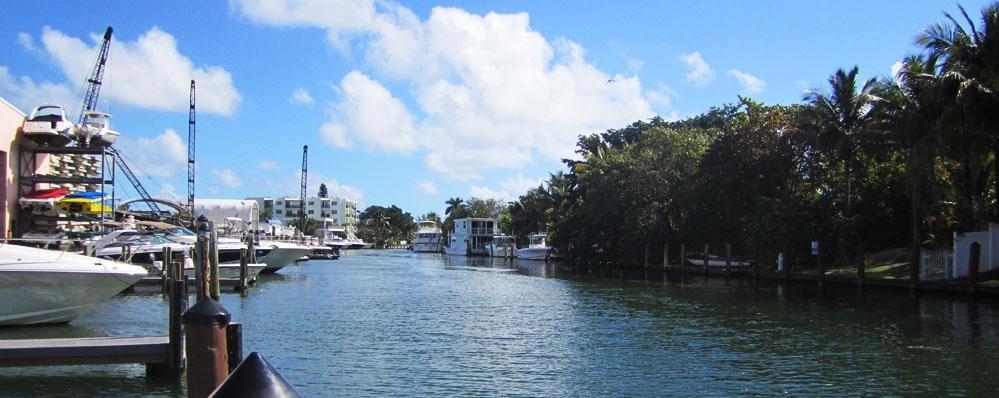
[
  {"left": 209, "top": 221, "right": 221, "bottom": 301},
  {"left": 168, "top": 260, "right": 187, "bottom": 378},
  {"left": 238, "top": 248, "right": 248, "bottom": 297},
  {"left": 246, "top": 236, "right": 256, "bottom": 264},
  {"left": 208, "top": 352, "right": 303, "bottom": 397},
  {"left": 680, "top": 244, "right": 686, "bottom": 282},
  {"left": 703, "top": 244, "right": 709, "bottom": 277},
  {"left": 857, "top": 242, "right": 866, "bottom": 289},
  {"left": 195, "top": 215, "right": 210, "bottom": 301},
  {"left": 662, "top": 243, "right": 669, "bottom": 284},
  {"left": 817, "top": 244, "right": 824, "bottom": 286},
  {"left": 969, "top": 242, "right": 981, "bottom": 295},
  {"left": 725, "top": 243, "right": 732, "bottom": 280},
  {"left": 183, "top": 297, "right": 231, "bottom": 398},
  {"left": 226, "top": 323, "right": 243, "bottom": 374},
  {"left": 162, "top": 247, "right": 171, "bottom": 296}
]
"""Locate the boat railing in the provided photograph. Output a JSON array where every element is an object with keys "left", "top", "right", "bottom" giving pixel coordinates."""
[{"left": 469, "top": 228, "right": 498, "bottom": 235}]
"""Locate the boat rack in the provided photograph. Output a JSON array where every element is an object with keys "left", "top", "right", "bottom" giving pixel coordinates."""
[{"left": 15, "top": 144, "right": 116, "bottom": 237}]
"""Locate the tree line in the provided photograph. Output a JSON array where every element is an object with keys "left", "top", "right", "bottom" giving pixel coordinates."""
[{"left": 503, "top": 3, "right": 999, "bottom": 276}]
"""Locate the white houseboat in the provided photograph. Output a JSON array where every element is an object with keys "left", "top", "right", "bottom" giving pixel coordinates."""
[
  {"left": 412, "top": 220, "right": 443, "bottom": 252},
  {"left": 444, "top": 218, "right": 498, "bottom": 256}
]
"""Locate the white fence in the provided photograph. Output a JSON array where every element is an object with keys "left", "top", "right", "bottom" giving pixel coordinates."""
[{"left": 920, "top": 250, "right": 953, "bottom": 281}]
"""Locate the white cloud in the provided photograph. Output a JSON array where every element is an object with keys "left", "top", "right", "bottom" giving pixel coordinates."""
[
  {"left": 16, "top": 32, "right": 35, "bottom": 51},
  {"left": 115, "top": 129, "right": 187, "bottom": 177},
  {"left": 213, "top": 168, "right": 243, "bottom": 188},
  {"left": 261, "top": 171, "right": 366, "bottom": 206},
  {"left": 726, "top": 69, "right": 766, "bottom": 93},
  {"left": 0, "top": 66, "right": 75, "bottom": 112},
  {"left": 416, "top": 181, "right": 438, "bottom": 195},
  {"left": 468, "top": 173, "right": 543, "bottom": 202},
  {"left": 290, "top": 88, "right": 314, "bottom": 105},
  {"left": 323, "top": 71, "right": 418, "bottom": 153},
  {"left": 156, "top": 183, "right": 182, "bottom": 201},
  {"left": 679, "top": 51, "right": 715, "bottom": 85},
  {"left": 234, "top": 1, "right": 655, "bottom": 180},
  {"left": 257, "top": 160, "right": 280, "bottom": 170},
  {"left": 645, "top": 83, "right": 679, "bottom": 121},
  {"left": 5, "top": 26, "right": 240, "bottom": 116}
]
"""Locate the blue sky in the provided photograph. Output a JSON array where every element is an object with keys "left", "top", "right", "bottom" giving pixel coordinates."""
[{"left": 1, "top": 0, "right": 991, "bottom": 217}]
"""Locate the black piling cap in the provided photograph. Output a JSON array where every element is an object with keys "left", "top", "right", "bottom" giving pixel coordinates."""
[
  {"left": 210, "top": 352, "right": 304, "bottom": 398},
  {"left": 182, "top": 297, "right": 231, "bottom": 325},
  {"left": 197, "top": 214, "right": 211, "bottom": 233}
]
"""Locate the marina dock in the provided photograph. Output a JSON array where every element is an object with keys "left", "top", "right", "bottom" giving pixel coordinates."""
[{"left": 0, "top": 336, "right": 168, "bottom": 367}]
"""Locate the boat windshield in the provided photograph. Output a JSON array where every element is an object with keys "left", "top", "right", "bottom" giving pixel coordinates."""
[
  {"left": 163, "top": 227, "right": 197, "bottom": 237},
  {"left": 104, "top": 233, "right": 172, "bottom": 248}
]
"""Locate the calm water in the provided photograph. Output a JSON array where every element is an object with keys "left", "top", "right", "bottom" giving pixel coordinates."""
[{"left": 2, "top": 250, "right": 999, "bottom": 396}]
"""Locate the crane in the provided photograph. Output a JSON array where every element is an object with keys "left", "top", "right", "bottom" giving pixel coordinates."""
[
  {"left": 187, "top": 80, "right": 196, "bottom": 217},
  {"left": 77, "top": 27, "right": 113, "bottom": 125},
  {"left": 299, "top": 145, "right": 308, "bottom": 232},
  {"left": 76, "top": 25, "right": 162, "bottom": 216}
]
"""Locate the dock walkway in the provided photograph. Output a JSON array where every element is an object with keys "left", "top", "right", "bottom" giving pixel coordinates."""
[{"left": 0, "top": 336, "right": 169, "bottom": 367}]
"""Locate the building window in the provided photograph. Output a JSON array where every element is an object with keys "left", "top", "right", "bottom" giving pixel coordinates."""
[
  {"left": 308, "top": 210, "right": 314, "bottom": 214},
  {"left": 276, "top": 210, "right": 282, "bottom": 214},
  {"left": 308, "top": 201, "right": 314, "bottom": 205},
  {"left": 333, "top": 210, "right": 337, "bottom": 215},
  {"left": 276, "top": 201, "right": 283, "bottom": 205}
]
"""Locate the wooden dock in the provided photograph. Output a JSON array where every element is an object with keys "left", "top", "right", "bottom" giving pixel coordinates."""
[{"left": 0, "top": 336, "right": 169, "bottom": 367}]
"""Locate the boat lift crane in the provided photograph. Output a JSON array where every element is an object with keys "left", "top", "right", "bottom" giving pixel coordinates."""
[
  {"left": 299, "top": 145, "right": 308, "bottom": 232},
  {"left": 187, "top": 80, "right": 196, "bottom": 218},
  {"left": 75, "top": 26, "right": 163, "bottom": 217}
]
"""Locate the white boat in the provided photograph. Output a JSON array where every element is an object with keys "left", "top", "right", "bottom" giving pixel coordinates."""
[
  {"left": 487, "top": 235, "right": 516, "bottom": 257},
  {"left": 684, "top": 254, "right": 751, "bottom": 268},
  {"left": 516, "top": 233, "right": 551, "bottom": 261},
  {"left": 444, "top": 218, "right": 498, "bottom": 256},
  {"left": 92, "top": 230, "right": 267, "bottom": 279},
  {"left": 412, "top": 220, "right": 443, "bottom": 253},
  {"left": 22, "top": 104, "right": 74, "bottom": 146},
  {"left": 257, "top": 240, "right": 313, "bottom": 273},
  {"left": 76, "top": 111, "right": 120, "bottom": 146},
  {"left": 0, "top": 244, "right": 147, "bottom": 325}
]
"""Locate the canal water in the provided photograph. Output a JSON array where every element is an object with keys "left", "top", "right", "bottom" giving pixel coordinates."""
[{"left": 2, "top": 250, "right": 998, "bottom": 396}]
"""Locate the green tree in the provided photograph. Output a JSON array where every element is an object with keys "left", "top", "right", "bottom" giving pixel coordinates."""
[
  {"left": 318, "top": 183, "right": 328, "bottom": 198},
  {"left": 803, "top": 66, "right": 879, "bottom": 262}
]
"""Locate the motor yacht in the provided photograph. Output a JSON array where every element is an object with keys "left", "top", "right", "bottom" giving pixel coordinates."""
[
  {"left": 76, "top": 111, "right": 120, "bottom": 146},
  {"left": 412, "top": 220, "right": 443, "bottom": 253},
  {"left": 487, "top": 234, "right": 516, "bottom": 257},
  {"left": 0, "top": 243, "right": 146, "bottom": 325},
  {"left": 22, "top": 104, "right": 74, "bottom": 146},
  {"left": 92, "top": 230, "right": 267, "bottom": 280},
  {"left": 516, "top": 233, "right": 552, "bottom": 261}
]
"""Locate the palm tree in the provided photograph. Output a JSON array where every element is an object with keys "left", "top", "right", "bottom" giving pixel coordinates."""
[
  {"left": 444, "top": 197, "right": 465, "bottom": 217},
  {"left": 870, "top": 54, "right": 944, "bottom": 286},
  {"left": 804, "top": 66, "right": 878, "bottom": 262},
  {"left": 917, "top": 3, "right": 999, "bottom": 221}
]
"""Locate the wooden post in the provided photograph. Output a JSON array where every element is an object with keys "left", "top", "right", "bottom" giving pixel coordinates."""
[
  {"left": 194, "top": 236, "right": 208, "bottom": 301},
  {"left": 183, "top": 297, "right": 230, "bottom": 398},
  {"left": 643, "top": 243, "right": 649, "bottom": 282},
  {"left": 168, "top": 266, "right": 187, "bottom": 377},
  {"left": 857, "top": 242, "right": 866, "bottom": 289},
  {"left": 703, "top": 244, "right": 709, "bottom": 277},
  {"left": 209, "top": 221, "right": 221, "bottom": 301},
  {"left": 725, "top": 243, "right": 732, "bottom": 280},
  {"left": 969, "top": 242, "right": 981, "bottom": 295},
  {"left": 817, "top": 243, "right": 824, "bottom": 286},
  {"left": 226, "top": 323, "right": 243, "bottom": 374},
  {"left": 680, "top": 244, "right": 686, "bottom": 282},
  {"left": 162, "top": 247, "right": 172, "bottom": 296},
  {"left": 663, "top": 243, "right": 669, "bottom": 284},
  {"left": 239, "top": 248, "right": 248, "bottom": 297}
]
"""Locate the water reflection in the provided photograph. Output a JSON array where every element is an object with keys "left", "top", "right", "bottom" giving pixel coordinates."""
[{"left": 1, "top": 250, "right": 997, "bottom": 396}]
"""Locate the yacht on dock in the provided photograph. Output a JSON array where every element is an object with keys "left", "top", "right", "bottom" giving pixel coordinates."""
[
  {"left": 91, "top": 229, "right": 268, "bottom": 279},
  {"left": 487, "top": 234, "right": 516, "bottom": 257},
  {"left": 516, "top": 233, "right": 552, "bottom": 261},
  {"left": 21, "top": 104, "right": 74, "bottom": 146},
  {"left": 412, "top": 220, "right": 443, "bottom": 253},
  {"left": 444, "top": 218, "right": 498, "bottom": 256},
  {"left": 0, "top": 243, "right": 147, "bottom": 325}
]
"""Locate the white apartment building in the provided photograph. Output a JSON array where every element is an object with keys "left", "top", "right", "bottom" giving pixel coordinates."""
[{"left": 247, "top": 196, "right": 359, "bottom": 235}]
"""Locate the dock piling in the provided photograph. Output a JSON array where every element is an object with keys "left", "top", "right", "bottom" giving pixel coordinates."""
[
  {"left": 238, "top": 248, "right": 248, "bottom": 297},
  {"left": 225, "top": 323, "right": 243, "bottom": 374},
  {"left": 209, "top": 221, "right": 221, "bottom": 301},
  {"left": 183, "top": 297, "right": 231, "bottom": 398},
  {"left": 703, "top": 244, "right": 709, "bottom": 278}
]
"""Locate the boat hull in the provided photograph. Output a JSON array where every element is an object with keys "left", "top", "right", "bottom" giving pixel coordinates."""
[
  {"left": 516, "top": 247, "right": 551, "bottom": 261},
  {"left": 0, "top": 247, "right": 147, "bottom": 325},
  {"left": 259, "top": 246, "right": 312, "bottom": 273},
  {"left": 412, "top": 242, "right": 441, "bottom": 253}
]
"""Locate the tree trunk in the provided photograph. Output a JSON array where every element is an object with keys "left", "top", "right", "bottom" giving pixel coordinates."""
[{"left": 910, "top": 146, "right": 921, "bottom": 289}]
